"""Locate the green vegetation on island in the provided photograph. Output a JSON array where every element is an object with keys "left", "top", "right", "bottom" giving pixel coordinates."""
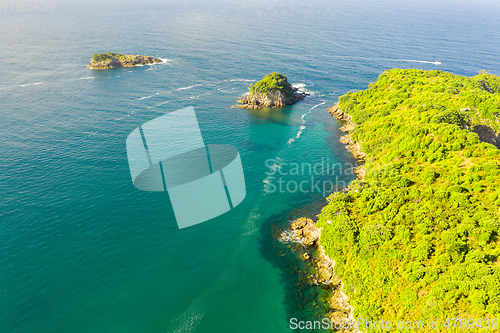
[
  {"left": 236, "top": 72, "right": 306, "bottom": 109},
  {"left": 88, "top": 52, "right": 163, "bottom": 70},
  {"left": 317, "top": 69, "right": 500, "bottom": 330},
  {"left": 249, "top": 72, "right": 294, "bottom": 98},
  {"left": 91, "top": 52, "right": 127, "bottom": 63}
]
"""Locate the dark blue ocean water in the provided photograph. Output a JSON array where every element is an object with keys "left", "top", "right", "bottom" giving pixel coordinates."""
[{"left": 1, "top": 0, "right": 499, "bottom": 332}]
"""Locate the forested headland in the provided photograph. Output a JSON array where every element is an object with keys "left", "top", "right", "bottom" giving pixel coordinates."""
[{"left": 318, "top": 69, "right": 500, "bottom": 331}]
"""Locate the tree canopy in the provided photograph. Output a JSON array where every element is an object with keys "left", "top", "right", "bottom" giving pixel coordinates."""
[{"left": 318, "top": 69, "right": 500, "bottom": 331}]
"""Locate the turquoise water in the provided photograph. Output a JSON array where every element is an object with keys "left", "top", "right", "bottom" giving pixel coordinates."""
[{"left": 1, "top": 1, "right": 499, "bottom": 332}]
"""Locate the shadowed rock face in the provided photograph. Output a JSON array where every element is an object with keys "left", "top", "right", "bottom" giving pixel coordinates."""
[
  {"left": 88, "top": 53, "right": 163, "bottom": 69},
  {"left": 473, "top": 124, "right": 500, "bottom": 148}
]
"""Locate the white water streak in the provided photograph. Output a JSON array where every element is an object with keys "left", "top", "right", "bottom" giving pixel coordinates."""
[
  {"left": 288, "top": 100, "right": 326, "bottom": 145},
  {"left": 177, "top": 84, "right": 202, "bottom": 91}
]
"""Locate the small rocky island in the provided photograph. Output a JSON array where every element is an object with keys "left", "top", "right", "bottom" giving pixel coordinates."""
[
  {"left": 88, "top": 52, "right": 163, "bottom": 69},
  {"left": 235, "top": 72, "right": 308, "bottom": 109}
]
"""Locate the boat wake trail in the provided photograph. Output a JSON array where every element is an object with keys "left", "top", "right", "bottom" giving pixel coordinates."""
[
  {"left": 138, "top": 92, "right": 160, "bottom": 100},
  {"left": 326, "top": 55, "right": 442, "bottom": 66},
  {"left": 399, "top": 59, "right": 442, "bottom": 65},
  {"left": 287, "top": 100, "right": 326, "bottom": 145},
  {"left": 177, "top": 84, "right": 202, "bottom": 91}
]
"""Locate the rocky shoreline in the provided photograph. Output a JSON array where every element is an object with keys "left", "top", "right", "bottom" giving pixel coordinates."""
[
  {"left": 234, "top": 87, "right": 309, "bottom": 110},
  {"left": 328, "top": 104, "right": 366, "bottom": 180},
  {"left": 279, "top": 218, "right": 359, "bottom": 333}
]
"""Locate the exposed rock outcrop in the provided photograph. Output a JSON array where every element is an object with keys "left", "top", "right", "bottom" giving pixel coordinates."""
[
  {"left": 291, "top": 217, "right": 320, "bottom": 246},
  {"left": 281, "top": 217, "right": 358, "bottom": 332},
  {"left": 236, "top": 88, "right": 308, "bottom": 109},
  {"left": 328, "top": 104, "right": 351, "bottom": 121}
]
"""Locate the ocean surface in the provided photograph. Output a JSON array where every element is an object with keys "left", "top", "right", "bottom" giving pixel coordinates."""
[{"left": 1, "top": 0, "right": 499, "bottom": 332}]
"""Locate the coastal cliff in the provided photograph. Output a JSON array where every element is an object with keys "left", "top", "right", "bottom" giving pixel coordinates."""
[
  {"left": 88, "top": 52, "right": 163, "bottom": 69},
  {"left": 235, "top": 72, "right": 307, "bottom": 109}
]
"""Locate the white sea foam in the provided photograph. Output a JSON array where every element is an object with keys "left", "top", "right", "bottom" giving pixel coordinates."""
[
  {"left": 229, "top": 78, "right": 256, "bottom": 82},
  {"left": 156, "top": 100, "right": 170, "bottom": 106},
  {"left": 138, "top": 92, "right": 160, "bottom": 100},
  {"left": 327, "top": 55, "right": 442, "bottom": 66},
  {"left": 292, "top": 83, "right": 307, "bottom": 90},
  {"left": 292, "top": 83, "right": 313, "bottom": 95},
  {"left": 159, "top": 58, "right": 169, "bottom": 63},
  {"left": 401, "top": 59, "right": 442, "bottom": 65},
  {"left": 79, "top": 76, "right": 95, "bottom": 80},
  {"left": 17, "top": 81, "right": 44, "bottom": 87},
  {"left": 217, "top": 87, "right": 236, "bottom": 94},
  {"left": 279, "top": 229, "right": 303, "bottom": 244},
  {"left": 85, "top": 131, "right": 99, "bottom": 138},
  {"left": 177, "top": 84, "right": 202, "bottom": 91}
]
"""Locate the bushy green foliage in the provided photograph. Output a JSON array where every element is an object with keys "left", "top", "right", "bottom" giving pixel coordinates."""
[
  {"left": 318, "top": 69, "right": 500, "bottom": 330},
  {"left": 91, "top": 52, "right": 126, "bottom": 63},
  {"left": 473, "top": 74, "right": 500, "bottom": 94},
  {"left": 431, "top": 109, "right": 468, "bottom": 127},
  {"left": 249, "top": 72, "right": 293, "bottom": 98}
]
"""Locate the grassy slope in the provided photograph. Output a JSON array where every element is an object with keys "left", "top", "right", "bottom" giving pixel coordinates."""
[{"left": 317, "top": 69, "right": 500, "bottom": 332}]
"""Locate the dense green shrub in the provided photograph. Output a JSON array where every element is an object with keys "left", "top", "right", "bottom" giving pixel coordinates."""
[{"left": 249, "top": 72, "right": 293, "bottom": 97}]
